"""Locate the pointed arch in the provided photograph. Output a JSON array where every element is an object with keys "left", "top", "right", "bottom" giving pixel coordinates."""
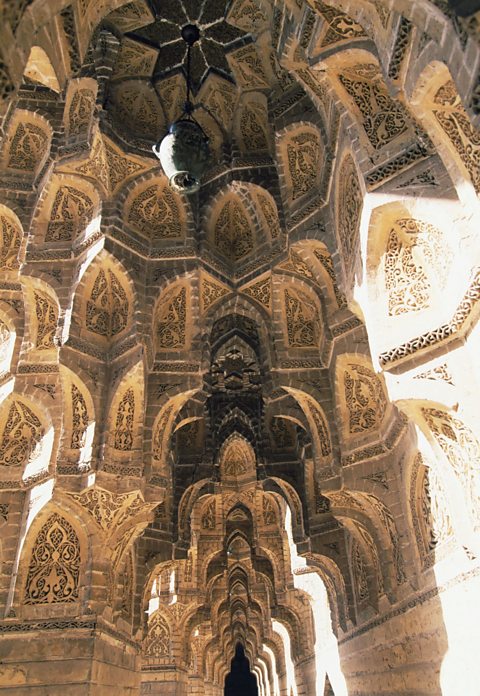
[
  {"left": 2, "top": 110, "right": 52, "bottom": 178},
  {"left": 71, "top": 249, "right": 134, "bottom": 347}
]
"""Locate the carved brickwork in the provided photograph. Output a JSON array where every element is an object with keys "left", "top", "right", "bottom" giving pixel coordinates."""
[
  {"left": 66, "top": 89, "right": 95, "bottom": 137},
  {"left": 86, "top": 268, "right": 129, "bottom": 338},
  {"left": 263, "top": 496, "right": 277, "bottom": 525},
  {"left": 285, "top": 130, "right": 322, "bottom": 201},
  {"left": 152, "top": 405, "right": 174, "bottom": 465},
  {"left": 239, "top": 101, "right": 269, "bottom": 152},
  {"left": 127, "top": 182, "right": 183, "bottom": 239},
  {"left": 284, "top": 288, "right": 320, "bottom": 347},
  {"left": 104, "top": 139, "right": 150, "bottom": 193},
  {"left": 344, "top": 364, "right": 386, "bottom": 434},
  {"left": 114, "top": 388, "right": 135, "bottom": 451},
  {"left": 351, "top": 539, "right": 369, "bottom": 602},
  {"left": 0, "top": 213, "right": 21, "bottom": 269},
  {"left": 34, "top": 292, "right": 57, "bottom": 350},
  {"left": 338, "top": 65, "right": 409, "bottom": 150},
  {"left": 201, "top": 277, "right": 229, "bottom": 313},
  {"left": 70, "top": 488, "right": 147, "bottom": 532},
  {"left": 144, "top": 612, "right": 171, "bottom": 658},
  {"left": 228, "top": 0, "right": 268, "bottom": 32},
  {"left": 313, "top": 249, "right": 347, "bottom": 308},
  {"left": 385, "top": 227, "right": 430, "bottom": 316},
  {"left": 228, "top": 45, "right": 269, "bottom": 89},
  {"left": 312, "top": 1, "right": 366, "bottom": 48},
  {"left": 46, "top": 186, "right": 94, "bottom": 242},
  {"left": 0, "top": 400, "right": 44, "bottom": 467},
  {"left": 337, "top": 155, "right": 362, "bottom": 265},
  {"left": 7, "top": 121, "right": 49, "bottom": 172},
  {"left": 156, "top": 286, "right": 187, "bottom": 349},
  {"left": 423, "top": 408, "right": 480, "bottom": 524},
  {"left": 24, "top": 514, "right": 80, "bottom": 604},
  {"left": 309, "top": 400, "right": 332, "bottom": 458},
  {"left": 256, "top": 191, "right": 280, "bottom": 239},
  {"left": 201, "top": 499, "right": 216, "bottom": 529},
  {"left": 70, "top": 385, "right": 89, "bottom": 449},
  {"left": 385, "top": 217, "right": 452, "bottom": 316},
  {"left": 242, "top": 277, "right": 271, "bottom": 311},
  {"left": 214, "top": 199, "right": 254, "bottom": 261},
  {"left": 433, "top": 80, "right": 480, "bottom": 193},
  {"left": 220, "top": 437, "right": 254, "bottom": 478}
]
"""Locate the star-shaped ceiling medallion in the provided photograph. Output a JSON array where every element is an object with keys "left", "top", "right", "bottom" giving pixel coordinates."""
[{"left": 126, "top": 0, "right": 250, "bottom": 92}]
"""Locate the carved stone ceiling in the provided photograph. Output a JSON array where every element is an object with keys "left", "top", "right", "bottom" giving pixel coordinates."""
[{"left": 103, "top": 0, "right": 273, "bottom": 144}]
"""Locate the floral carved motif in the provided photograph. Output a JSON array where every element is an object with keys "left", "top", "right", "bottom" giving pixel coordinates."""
[
  {"left": 8, "top": 122, "right": 49, "bottom": 172},
  {"left": 337, "top": 155, "right": 362, "bottom": 267},
  {"left": 24, "top": 514, "right": 80, "bottom": 604},
  {"left": 385, "top": 229, "right": 430, "bottom": 316},
  {"left": 284, "top": 288, "right": 319, "bottom": 347},
  {"left": 433, "top": 80, "right": 480, "bottom": 193},
  {"left": 214, "top": 199, "right": 253, "bottom": 261},
  {"left": 0, "top": 400, "right": 44, "bottom": 467},
  {"left": 201, "top": 499, "right": 216, "bottom": 529},
  {"left": 70, "top": 384, "right": 89, "bottom": 449},
  {"left": 156, "top": 286, "right": 187, "bottom": 349},
  {"left": 114, "top": 388, "right": 135, "bottom": 451},
  {"left": 344, "top": 364, "right": 386, "bottom": 434},
  {"left": 86, "top": 268, "right": 129, "bottom": 338},
  {"left": 34, "top": 292, "right": 57, "bottom": 350},
  {"left": 46, "top": 186, "right": 94, "bottom": 242},
  {"left": 67, "top": 89, "right": 95, "bottom": 136},
  {"left": 128, "top": 183, "right": 183, "bottom": 239},
  {"left": 144, "top": 612, "right": 171, "bottom": 658},
  {"left": 352, "top": 540, "right": 369, "bottom": 602},
  {"left": 338, "top": 65, "right": 409, "bottom": 150},
  {"left": 0, "top": 214, "right": 21, "bottom": 269},
  {"left": 286, "top": 131, "right": 321, "bottom": 200}
]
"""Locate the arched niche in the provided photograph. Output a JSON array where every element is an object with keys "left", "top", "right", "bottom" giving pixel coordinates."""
[
  {"left": 366, "top": 201, "right": 457, "bottom": 356},
  {"left": 324, "top": 51, "right": 415, "bottom": 156},
  {"left": 411, "top": 61, "right": 480, "bottom": 200},
  {"left": 0, "top": 205, "right": 23, "bottom": 271},
  {"left": 276, "top": 122, "right": 324, "bottom": 206},
  {"left": 282, "top": 387, "right": 333, "bottom": 470},
  {"left": 0, "top": 394, "right": 53, "bottom": 482},
  {"left": 2, "top": 110, "right": 52, "bottom": 179},
  {"left": 276, "top": 278, "right": 324, "bottom": 351},
  {"left": 150, "top": 390, "right": 197, "bottom": 478},
  {"left": 32, "top": 173, "right": 100, "bottom": 246},
  {"left": 22, "top": 281, "right": 60, "bottom": 356},
  {"left": 153, "top": 278, "right": 192, "bottom": 354},
  {"left": 206, "top": 188, "right": 256, "bottom": 264},
  {"left": 59, "top": 366, "right": 95, "bottom": 469},
  {"left": 105, "top": 362, "right": 144, "bottom": 468},
  {"left": 14, "top": 504, "right": 89, "bottom": 620},
  {"left": 64, "top": 78, "right": 98, "bottom": 140},
  {"left": 71, "top": 250, "right": 134, "bottom": 348},
  {"left": 124, "top": 176, "right": 188, "bottom": 242},
  {"left": 334, "top": 151, "right": 363, "bottom": 285},
  {"left": 218, "top": 433, "right": 257, "bottom": 485},
  {"left": 289, "top": 241, "right": 347, "bottom": 316},
  {"left": 334, "top": 353, "right": 389, "bottom": 448},
  {"left": 234, "top": 92, "right": 271, "bottom": 156}
]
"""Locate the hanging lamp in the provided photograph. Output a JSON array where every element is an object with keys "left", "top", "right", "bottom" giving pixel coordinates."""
[{"left": 152, "top": 24, "right": 210, "bottom": 194}]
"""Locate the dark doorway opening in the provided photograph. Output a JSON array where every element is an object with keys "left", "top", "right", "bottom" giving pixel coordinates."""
[{"left": 224, "top": 643, "right": 259, "bottom": 696}]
